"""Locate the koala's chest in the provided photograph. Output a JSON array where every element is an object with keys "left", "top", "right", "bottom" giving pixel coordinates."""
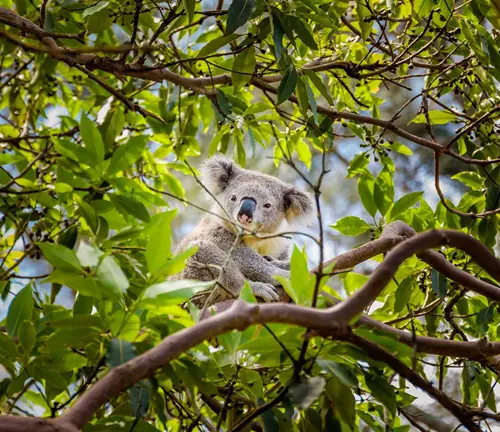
[{"left": 242, "top": 235, "right": 288, "bottom": 258}]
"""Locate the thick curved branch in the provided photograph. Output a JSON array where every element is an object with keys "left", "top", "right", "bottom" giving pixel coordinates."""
[
  {"left": 58, "top": 230, "right": 500, "bottom": 429},
  {"left": 332, "top": 229, "right": 500, "bottom": 323},
  {"left": 0, "top": 227, "right": 497, "bottom": 431},
  {"left": 57, "top": 301, "right": 348, "bottom": 430}
]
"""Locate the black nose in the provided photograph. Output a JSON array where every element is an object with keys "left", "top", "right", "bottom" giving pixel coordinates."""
[{"left": 238, "top": 197, "right": 256, "bottom": 223}]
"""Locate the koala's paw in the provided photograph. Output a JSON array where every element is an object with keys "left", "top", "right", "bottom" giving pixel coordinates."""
[
  {"left": 263, "top": 256, "right": 291, "bottom": 270},
  {"left": 251, "top": 282, "right": 279, "bottom": 302}
]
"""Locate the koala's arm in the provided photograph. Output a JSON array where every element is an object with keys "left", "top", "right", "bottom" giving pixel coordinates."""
[
  {"left": 230, "top": 247, "right": 290, "bottom": 285},
  {"left": 263, "top": 255, "right": 291, "bottom": 270}
]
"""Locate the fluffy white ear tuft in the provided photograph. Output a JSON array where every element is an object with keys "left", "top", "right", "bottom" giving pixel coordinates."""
[
  {"left": 200, "top": 154, "right": 239, "bottom": 194},
  {"left": 284, "top": 187, "right": 315, "bottom": 226}
]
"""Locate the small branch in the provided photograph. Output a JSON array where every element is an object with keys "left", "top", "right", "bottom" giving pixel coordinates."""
[
  {"left": 40, "top": 0, "right": 49, "bottom": 30},
  {"left": 73, "top": 65, "right": 165, "bottom": 123}
]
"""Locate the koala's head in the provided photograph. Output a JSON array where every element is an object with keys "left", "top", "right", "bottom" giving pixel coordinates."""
[{"left": 201, "top": 155, "right": 314, "bottom": 233}]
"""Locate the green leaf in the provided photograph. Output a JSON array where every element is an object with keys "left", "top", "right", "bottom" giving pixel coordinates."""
[
  {"left": 296, "top": 139, "right": 312, "bottom": 169},
  {"left": 451, "top": 172, "right": 483, "bottom": 190},
  {"left": 110, "top": 311, "right": 140, "bottom": 342},
  {"left": 0, "top": 332, "right": 18, "bottom": 358},
  {"left": 18, "top": 320, "right": 35, "bottom": 357},
  {"left": 317, "top": 359, "right": 359, "bottom": 388},
  {"left": 290, "top": 246, "right": 313, "bottom": 305},
  {"left": 103, "top": 108, "right": 125, "bottom": 150},
  {"left": 258, "top": 397, "right": 279, "bottom": 432},
  {"left": 232, "top": 47, "right": 256, "bottom": 92},
  {"left": 76, "top": 242, "right": 102, "bottom": 268},
  {"left": 373, "top": 166, "right": 394, "bottom": 216},
  {"left": 215, "top": 88, "right": 232, "bottom": 116},
  {"left": 0, "top": 153, "right": 25, "bottom": 165},
  {"left": 357, "top": 1, "right": 371, "bottom": 40},
  {"left": 106, "top": 339, "right": 150, "bottom": 417},
  {"left": 54, "top": 183, "right": 73, "bottom": 193},
  {"left": 358, "top": 174, "right": 377, "bottom": 217},
  {"left": 6, "top": 284, "right": 33, "bottom": 337},
  {"left": 289, "top": 376, "right": 325, "bottom": 409},
  {"left": 15, "top": 0, "right": 27, "bottom": 16},
  {"left": 225, "top": 0, "right": 256, "bottom": 35},
  {"left": 146, "top": 210, "right": 177, "bottom": 273},
  {"left": 46, "top": 270, "right": 104, "bottom": 298},
  {"left": 365, "top": 373, "right": 397, "bottom": 416},
  {"left": 86, "top": 9, "right": 112, "bottom": 33},
  {"left": 476, "top": 306, "right": 494, "bottom": 336},
  {"left": 38, "top": 243, "right": 82, "bottom": 272},
  {"left": 413, "top": 0, "right": 436, "bottom": 18},
  {"left": 271, "top": 13, "right": 285, "bottom": 60},
  {"left": 80, "top": 114, "right": 105, "bottom": 166},
  {"left": 300, "top": 12, "right": 337, "bottom": 29},
  {"left": 394, "top": 277, "right": 414, "bottom": 313},
  {"left": 138, "top": 280, "right": 214, "bottom": 306},
  {"left": 304, "top": 77, "right": 318, "bottom": 125},
  {"left": 325, "top": 378, "right": 356, "bottom": 429},
  {"left": 96, "top": 256, "right": 129, "bottom": 296},
  {"left": 107, "top": 135, "right": 148, "bottom": 175},
  {"left": 431, "top": 269, "right": 447, "bottom": 298},
  {"left": 239, "top": 280, "right": 257, "bottom": 303},
  {"left": 410, "top": 110, "right": 458, "bottom": 125},
  {"left": 305, "top": 70, "right": 333, "bottom": 105},
  {"left": 197, "top": 34, "right": 240, "bottom": 58},
  {"left": 330, "top": 216, "right": 370, "bottom": 236},
  {"left": 107, "top": 227, "right": 143, "bottom": 244},
  {"left": 76, "top": 197, "right": 98, "bottom": 234},
  {"left": 108, "top": 193, "right": 150, "bottom": 222},
  {"left": 183, "top": 0, "right": 195, "bottom": 24},
  {"left": 107, "top": 338, "right": 137, "bottom": 367},
  {"left": 47, "top": 328, "right": 99, "bottom": 350},
  {"left": 390, "top": 192, "right": 423, "bottom": 220},
  {"left": 82, "top": 0, "right": 109, "bottom": 18},
  {"left": 391, "top": 142, "right": 413, "bottom": 156},
  {"left": 235, "top": 134, "right": 246, "bottom": 166},
  {"left": 296, "top": 77, "right": 309, "bottom": 119},
  {"left": 289, "top": 16, "right": 318, "bottom": 50},
  {"left": 277, "top": 64, "right": 298, "bottom": 105},
  {"left": 50, "top": 315, "right": 104, "bottom": 329},
  {"left": 347, "top": 153, "right": 369, "bottom": 178},
  {"left": 460, "top": 20, "right": 489, "bottom": 65}
]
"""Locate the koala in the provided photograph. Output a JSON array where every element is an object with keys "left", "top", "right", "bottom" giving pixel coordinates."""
[{"left": 170, "top": 155, "right": 314, "bottom": 308}]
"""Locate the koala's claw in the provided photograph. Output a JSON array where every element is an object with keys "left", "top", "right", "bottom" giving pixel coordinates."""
[{"left": 251, "top": 282, "right": 279, "bottom": 302}]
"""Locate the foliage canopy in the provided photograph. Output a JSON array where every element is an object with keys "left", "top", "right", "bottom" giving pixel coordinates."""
[{"left": 2, "top": 0, "right": 500, "bottom": 430}]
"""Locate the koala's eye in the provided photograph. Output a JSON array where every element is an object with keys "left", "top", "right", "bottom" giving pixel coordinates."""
[
  {"left": 230, "top": 195, "right": 237, "bottom": 201},
  {"left": 263, "top": 203, "right": 272, "bottom": 209}
]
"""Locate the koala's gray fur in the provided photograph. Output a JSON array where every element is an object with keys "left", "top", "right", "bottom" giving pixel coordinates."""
[{"left": 170, "top": 155, "right": 314, "bottom": 307}]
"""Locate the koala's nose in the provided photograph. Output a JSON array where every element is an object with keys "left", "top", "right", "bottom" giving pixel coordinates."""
[{"left": 237, "top": 197, "right": 256, "bottom": 224}]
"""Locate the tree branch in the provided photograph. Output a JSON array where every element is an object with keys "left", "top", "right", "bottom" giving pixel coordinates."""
[{"left": 331, "top": 229, "right": 500, "bottom": 323}]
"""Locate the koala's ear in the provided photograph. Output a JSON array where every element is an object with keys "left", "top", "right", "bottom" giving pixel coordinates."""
[
  {"left": 200, "top": 155, "right": 240, "bottom": 194},
  {"left": 284, "top": 187, "right": 314, "bottom": 225}
]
